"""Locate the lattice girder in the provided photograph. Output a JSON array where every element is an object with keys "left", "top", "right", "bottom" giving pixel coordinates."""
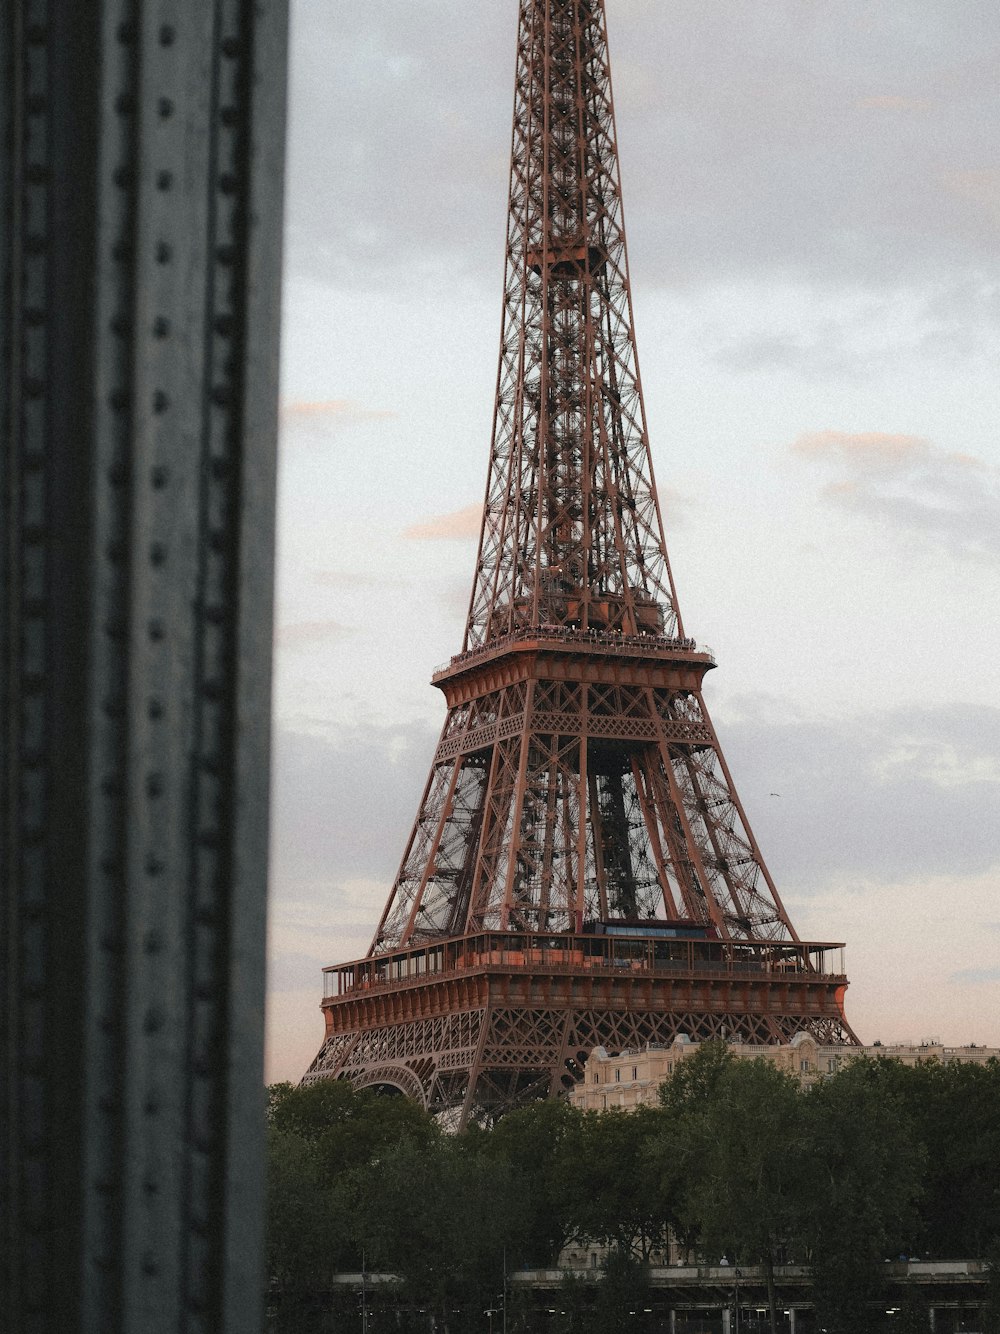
[
  {"left": 467, "top": 0, "right": 682, "bottom": 649},
  {"left": 309, "top": 0, "right": 857, "bottom": 1117},
  {"left": 309, "top": 958, "right": 856, "bottom": 1125},
  {"left": 373, "top": 665, "right": 799, "bottom": 952}
]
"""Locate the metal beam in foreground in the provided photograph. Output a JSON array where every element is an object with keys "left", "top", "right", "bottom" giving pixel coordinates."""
[{"left": 1, "top": 3, "right": 289, "bottom": 1330}]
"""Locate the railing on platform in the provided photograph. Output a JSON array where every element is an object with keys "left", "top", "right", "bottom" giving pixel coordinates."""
[
  {"left": 322, "top": 931, "right": 847, "bottom": 1000},
  {"left": 433, "top": 625, "right": 715, "bottom": 679}
]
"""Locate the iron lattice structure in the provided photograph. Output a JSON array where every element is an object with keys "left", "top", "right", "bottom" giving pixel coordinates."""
[{"left": 307, "top": 0, "right": 857, "bottom": 1124}]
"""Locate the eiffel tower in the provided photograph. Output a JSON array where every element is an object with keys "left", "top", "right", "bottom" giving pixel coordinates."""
[{"left": 306, "top": 0, "right": 857, "bottom": 1123}]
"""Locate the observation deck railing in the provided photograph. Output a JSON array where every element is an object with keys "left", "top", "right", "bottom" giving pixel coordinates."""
[
  {"left": 434, "top": 626, "right": 715, "bottom": 680},
  {"left": 322, "top": 930, "right": 847, "bottom": 1001}
]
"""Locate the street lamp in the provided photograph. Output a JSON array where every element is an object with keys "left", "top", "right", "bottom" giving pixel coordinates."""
[
  {"left": 502, "top": 1246, "right": 508, "bottom": 1334},
  {"left": 733, "top": 1267, "right": 741, "bottom": 1334},
  {"left": 361, "top": 1250, "right": 368, "bottom": 1334}
]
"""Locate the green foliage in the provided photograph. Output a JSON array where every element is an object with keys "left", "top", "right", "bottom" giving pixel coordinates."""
[
  {"left": 800, "top": 1058, "right": 925, "bottom": 1334},
  {"left": 664, "top": 1057, "right": 805, "bottom": 1334},
  {"left": 264, "top": 1053, "right": 999, "bottom": 1329},
  {"left": 985, "top": 1238, "right": 1000, "bottom": 1334},
  {"left": 648, "top": 1040, "right": 739, "bottom": 1262},
  {"left": 554, "top": 1271, "right": 593, "bottom": 1334},
  {"left": 592, "top": 1249, "right": 651, "bottom": 1334},
  {"left": 267, "top": 1077, "right": 437, "bottom": 1188},
  {"left": 892, "top": 1286, "right": 933, "bottom": 1334},
  {"left": 878, "top": 1056, "right": 1000, "bottom": 1258},
  {"left": 672, "top": 1058, "right": 804, "bottom": 1263},
  {"left": 358, "top": 1132, "right": 523, "bottom": 1324},
  {"left": 552, "top": 1255, "right": 651, "bottom": 1334},
  {"left": 479, "top": 1097, "right": 584, "bottom": 1266},
  {"left": 657, "top": 1039, "right": 735, "bottom": 1117},
  {"left": 566, "top": 1105, "right": 673, "bottom": 1261},
  {"left": 266, "top": 1126, "right": 350, "bottom": 1290},
  {"left": 265, "top": 1079, "right": 437, "bottom": 1284}
]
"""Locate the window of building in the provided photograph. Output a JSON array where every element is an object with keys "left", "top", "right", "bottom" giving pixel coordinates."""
[
  {"left": 593, "top": 1071, "right": 599, "bottom": 1083},
  {"left": 800, "top": 1059, "right": 810, "bottom": 1072},
  {"left": 615, "top": 1068, "right": 621, "bottom": 1083},
  {"left": 632, "top": 1066, "right": 638, "bottom": 1081}
]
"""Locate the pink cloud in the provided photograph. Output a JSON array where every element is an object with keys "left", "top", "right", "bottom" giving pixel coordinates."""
[
  {"left": 658, "top": 485, "right": 690, "bottom": 530},
  {"left": 311, "top": 570, "right": 385, "bottom": 589},
  {"left": 403, "top": 503, "right": 483, "bottom": 540},
  {"left": 792, "top": 430, "right": 930, "bottom": 472},
  {"left": 855, "top": 94, "right": 932, "bottom": 112},
  {"left": 942, "top": 169, "right": 1000, "bottom": 224},
  {"left": 793, "top": 430, "right": 1000, "bottom": 562},
  {"left": 275, "top": 619, "right": 350, "bottom": 650},
  {"left": 280, "top": 399, "right": 396, "bottom": 422}
]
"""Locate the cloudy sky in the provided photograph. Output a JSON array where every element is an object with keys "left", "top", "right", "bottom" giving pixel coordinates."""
[{"left": 267, "top": 0, "right": 1000, "bottom": 1083}]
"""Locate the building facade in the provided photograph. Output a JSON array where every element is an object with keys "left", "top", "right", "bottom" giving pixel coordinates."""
[{"left": 570, "top": 1034, "right": 1000, "bottom": 1111}]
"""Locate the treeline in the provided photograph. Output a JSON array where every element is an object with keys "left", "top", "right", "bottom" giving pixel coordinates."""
[{"left": 266, "top": 1046, "right": 1000, "bottom": 1334}]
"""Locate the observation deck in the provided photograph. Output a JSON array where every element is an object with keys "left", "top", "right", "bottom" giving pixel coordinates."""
[
  {"left": 314, "top": 925, "right": 856, "bottom": 1097},
  {"left": 323, "top": 930, "right": 847, "bottom": 1003},
  {"left": 433, "top": 627, "right": 716, "bottom": 704}
]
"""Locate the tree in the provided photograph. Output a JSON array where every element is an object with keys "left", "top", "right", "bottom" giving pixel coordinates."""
[
  {"left": 657, "top": 1039, "right": 736, "bottom": 1118},
  {"left": 479, "top": 1097, "right": 584, "bottom": 1266},
  {"left": 591, "top": 1247, "right": 653, "bottom": 1334},
  {"left": 892, "top": 1286, "right": 933, "bottom": 1334},
  {"left": 670, "top": 1058, "right": 805, "bottom": 1334},
  {"left": 984, "top": 1238, "right": 1000, "bottom": 1334},
  {"left": 891, "top": 1057, "right": 1000, "bottom": 1259},
  {"left": 559, "top": 1105, "right": 673, "bottom": 1262},
  {"left": 359, "top": 1133, "right": 525, "bottom": 1333},
  {"left": 267, "top": 1078, "right": 437, "bottom": 1188},
  {"left": 650, "top": 1041, "right": 739, "bottom": 1261},
  {"left": 801, "top": 1058, "right": 925, "bottom": 1334},
  {"left": 831, "top": 1054, "right": 1000, "bottom": 1261},
  {"left": 265, "top": 1080, "right": 438, "bottom": 1287},
  {"left": 265, "top": 1125, "right": 352, "bottom": 1291}
]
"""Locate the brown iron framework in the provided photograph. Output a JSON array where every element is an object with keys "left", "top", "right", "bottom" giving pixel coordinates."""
[{"left": 306, "top": 0, "right": 857, "bottom": 1123}]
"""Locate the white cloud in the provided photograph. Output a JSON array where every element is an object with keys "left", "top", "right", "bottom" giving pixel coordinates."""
[
  {"left": 855, "top": 95, "right": 934, "bottom": 112},
  {"left": 264, "top": 702, "right": 1000, "bottom": 1078},
  {"left": 268, "top": 3, "right": 1000, "bottom": 1080},
  {"left": 721, "top": 700, "right": 1000, "bottom": 889},
  {"left": 792, "top": 430, "right": 1000, "bottom": 562},
  {"left": 942, "top": 168, "right": 1000, "bottom": 227},
  {"left": 950, "top": 965, "right": 1000, "bottom": 985},
  {"left": 285, "top": 4, "right": 1000, "bottom": 293},
  {"left": 793, "top": 430, "right": 931, "bottom": 470}
]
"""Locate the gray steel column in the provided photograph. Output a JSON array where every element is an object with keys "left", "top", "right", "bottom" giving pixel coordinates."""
[{"left": 1, "top": 2, "right": 288, "bottom": 1331}]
